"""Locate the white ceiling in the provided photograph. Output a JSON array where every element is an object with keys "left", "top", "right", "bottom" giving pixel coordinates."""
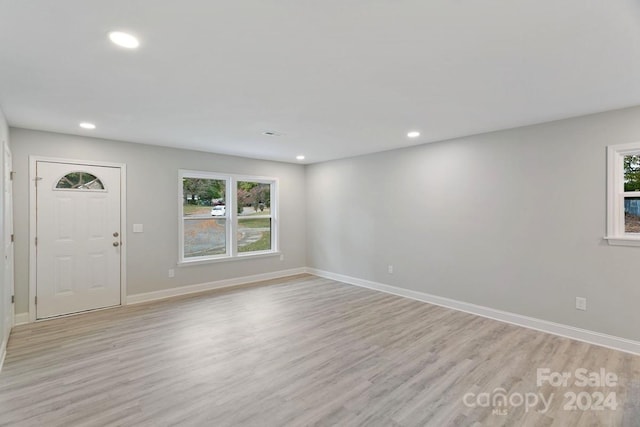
[{"left": 1, "top": 1, "right": 640, "bottom": 164}]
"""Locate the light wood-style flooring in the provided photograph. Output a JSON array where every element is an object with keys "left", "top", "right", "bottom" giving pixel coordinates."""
[{"left": 1, "top": 275, "right": 639, "bottom": 426}]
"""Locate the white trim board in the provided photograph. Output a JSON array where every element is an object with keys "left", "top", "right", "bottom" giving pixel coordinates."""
[
  {"left": 127, "top": 268, "right": 307, "bottom": 305},
  {"left": 306, "top": 268, "right": 640, "bottom": 356}
]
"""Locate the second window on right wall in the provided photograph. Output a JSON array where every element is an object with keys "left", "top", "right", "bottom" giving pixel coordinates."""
[{"left": 607, "top": 142, "right": 640, "bottom": 246}]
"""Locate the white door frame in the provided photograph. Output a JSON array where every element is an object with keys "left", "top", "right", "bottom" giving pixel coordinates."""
[
  {"left": 2, "top": 139, "right": 14, "bottom": 348},
  {"left": 29, "top": 156, "right": 127, "bottom": 322}
]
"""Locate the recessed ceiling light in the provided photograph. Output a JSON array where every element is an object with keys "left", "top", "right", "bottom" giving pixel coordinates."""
[
  {"left": 407, "top": 131, "right": 420, "bottom": 138},
  {"left": 79, "top": 122, "right": 96, "bottom": 130},
  {"left": 296, "top": 155, "right": 305, "bottom": 161},
  {"left": 109, "top": 31, "right": 140, "bottom": 49}
]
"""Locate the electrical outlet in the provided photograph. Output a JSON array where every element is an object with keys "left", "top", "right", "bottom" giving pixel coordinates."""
[
  {"left": 576, "top": 297, "right": 587, "bottom": 311},
  {"left": 168, "top": 269, "right": 175, "bottom": 278},
  {"left": 388, "top": 265, "right": 394, "bottom": 274}
]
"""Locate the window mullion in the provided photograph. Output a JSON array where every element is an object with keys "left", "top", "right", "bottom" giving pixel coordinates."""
[{"left": 230, "top": 176, "right": 237, "bottom": 257}]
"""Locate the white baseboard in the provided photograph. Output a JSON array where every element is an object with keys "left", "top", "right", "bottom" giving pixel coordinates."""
[
  {"left": 14, "top": 312, "right": 29, "bottom": 326},
  {"left": 127, "top": 267, "right": 308, "bottom": 305},
  {"left": 306, "top": 268, "right": 640, "bottom": 356}
]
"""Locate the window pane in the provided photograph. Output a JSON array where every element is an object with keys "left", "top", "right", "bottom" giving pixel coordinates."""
[
  {"left": 624, "top": 197, "right": 640, "bottom": 233},
  {"left": 624, "top": 155, "right": 640, "bottom": 192},
  {"left": 183, "top": 178, "right": 226, "bottom": 216},
  {"left": 237, "top": 182, "right": 271, "bottom": 216},
  {"left": 238, "top": 218, "right": 271, "bottom": 253},
  {"left": 184, "top": 218, "right": 226, "bottom": 257}
]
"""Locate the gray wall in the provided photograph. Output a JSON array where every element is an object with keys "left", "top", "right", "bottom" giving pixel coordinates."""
[
  {"left": 306, "top": 106, "right": 640, "bottom": 342},
  {"left": 10, "top": 128, "right": 307, "bottom": 314}
]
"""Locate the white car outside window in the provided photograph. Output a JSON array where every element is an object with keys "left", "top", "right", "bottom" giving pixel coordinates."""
[{"left": 211, "top": 205, "right": 226, "bottom": 216}]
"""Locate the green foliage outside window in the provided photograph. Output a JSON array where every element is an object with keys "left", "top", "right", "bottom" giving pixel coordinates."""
[
  {"left": 624, "top": 155, "right": 640, "bottom": 192},
  {"left": 183, "top": 178, "right": 225, "bottom": 205}
]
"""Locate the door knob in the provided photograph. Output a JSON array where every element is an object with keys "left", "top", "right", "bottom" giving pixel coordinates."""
[{"left": 113, "top": 242, "right": 120, "bottom": 247}]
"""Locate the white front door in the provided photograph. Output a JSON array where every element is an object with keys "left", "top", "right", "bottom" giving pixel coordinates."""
[
  {"left": 36, "top": 161, "right": 122, "bottom": 319},
  {"left": 3, "top": 140, "right": 13, "bottom": 336}
]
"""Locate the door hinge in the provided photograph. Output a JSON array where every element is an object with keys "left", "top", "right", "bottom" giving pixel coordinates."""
[
  {"left": 11, "top": 234, "right": 14, "bottom": 243},
  {"left": 11, "top": 295, "right": 14, "bottom": 304},
  {"left": 35, "top": 237, "right": 38, "bottom": 246},
  {"left": 9, "top": 171, "right": 15, "bottom": 180},
  {"left": 35, "top": 296, "right": 37, "bottom": 305}
]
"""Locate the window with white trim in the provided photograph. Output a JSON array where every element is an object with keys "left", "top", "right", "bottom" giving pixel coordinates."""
[
  {"left": 606, "top": 143, "right": 640, "bottom": 246},
  {"left": 179, "top": 170, "right": 278, "bottom": 263}
]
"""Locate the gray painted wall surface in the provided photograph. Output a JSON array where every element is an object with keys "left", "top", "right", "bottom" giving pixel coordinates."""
[
  {"left": 306, "top": 107, "right": 640, "bottom": 341},
  {"left": 10, "top": 128, "right": 307, "bottom": 314}
]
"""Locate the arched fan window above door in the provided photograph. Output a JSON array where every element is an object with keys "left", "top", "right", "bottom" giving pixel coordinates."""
[{"left": 55, "top": 172, "right": 105, "bottom": 190}]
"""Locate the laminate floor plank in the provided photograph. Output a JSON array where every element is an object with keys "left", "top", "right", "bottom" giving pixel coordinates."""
[{"left": 1, "top": 274, "right": 638, "bottom": 426}]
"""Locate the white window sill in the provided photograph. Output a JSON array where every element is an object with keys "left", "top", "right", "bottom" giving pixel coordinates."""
[
  {"left": 604, "top": 236, "right": 640, "bottom": 247},
  {"left": 178, "top": 251, "right": 282, "bottom": 267}
]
